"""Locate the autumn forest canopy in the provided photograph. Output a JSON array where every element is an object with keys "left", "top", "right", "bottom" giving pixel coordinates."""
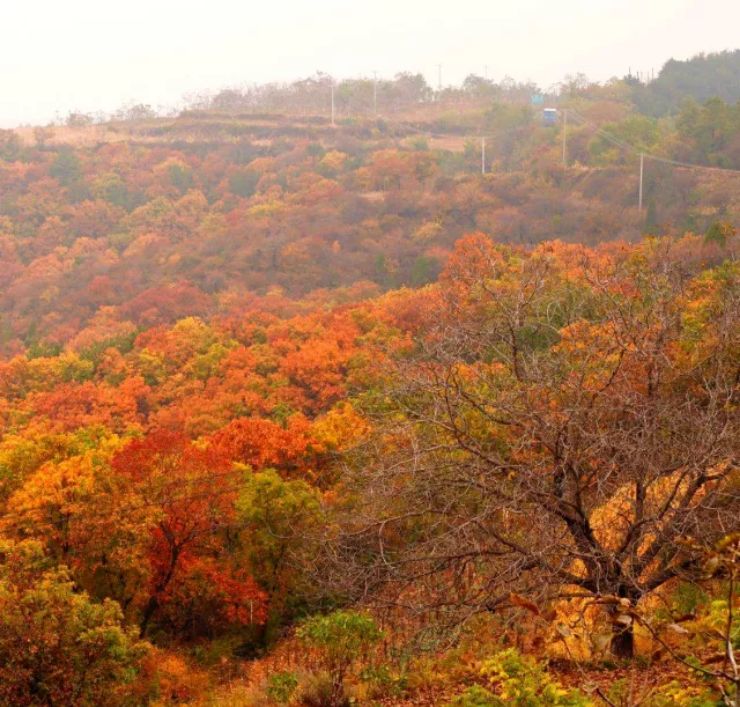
[{"left": 0, "top": 50, "right": 738, "bottom": 706}]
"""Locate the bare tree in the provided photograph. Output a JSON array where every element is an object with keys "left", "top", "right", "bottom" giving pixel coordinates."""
[{"left": 328, "top": 236, "right": 739, "bottom": 658}]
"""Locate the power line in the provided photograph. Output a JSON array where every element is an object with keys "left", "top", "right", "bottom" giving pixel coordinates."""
[
  {"left": 567, "top": 108, "right": 740, "bottom": 210},
  {"left": 568, "top": 108, "right": 740, "bottom": 176},
  {"left": 642, "top": 153, "right": 740, "bottom": 176},
  {"left": 567, "top": 110, "right": 638, "bottom": 153}
]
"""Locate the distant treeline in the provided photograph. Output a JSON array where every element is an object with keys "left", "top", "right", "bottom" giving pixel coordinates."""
[
  {"left": 50, "top": 50, "right": 740, "bottom": 129},
  {"left": 191, "top": 50, "right": 740, "bottom": 118},
  {"left": 192, "top": 72, "right": 542, "bottom": 116},
  {"left": 630, "top": 50, "right": 740, "bottom": 116}
]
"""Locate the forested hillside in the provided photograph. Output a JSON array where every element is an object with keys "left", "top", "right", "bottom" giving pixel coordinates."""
[
  {"left": 2, "top": 64, "right": 739, "bottom": 355},
  {"left": 0, "top": 52, "right": 738, "bottom": 706}
]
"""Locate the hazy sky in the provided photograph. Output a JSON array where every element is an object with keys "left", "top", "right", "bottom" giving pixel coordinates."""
[{"left": 2, "top": 0, "right": 738, "bottom": 127}]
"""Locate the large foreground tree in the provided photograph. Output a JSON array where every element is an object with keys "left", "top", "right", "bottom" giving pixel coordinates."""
[{"left": 332, "top": 235, "right": 739, "bottom": 658}]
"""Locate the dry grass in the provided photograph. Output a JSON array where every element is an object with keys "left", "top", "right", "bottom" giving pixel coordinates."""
[{"left": 15, "top": 123, "right": 132, "bottom": 147}]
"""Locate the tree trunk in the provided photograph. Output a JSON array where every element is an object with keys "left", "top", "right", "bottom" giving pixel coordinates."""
[
  {"left": 610, "top": 621, "right": 634, "bottom": 659},
  {"left": 140, "top": 535, "right": 180, "bottom": 636},
  {"left": 139, "top": 595, "right": 159, "bottom": 636}
]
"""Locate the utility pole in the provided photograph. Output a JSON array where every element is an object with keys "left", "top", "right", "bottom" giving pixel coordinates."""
[
  {"left": 481, "top": 137, "right": 486, "bottom": 174},
  {"left": 562, "top": 109, "right": 567, "bottom": 167},
  {"left": 373, "top": 71, "right": 378, "bottom": 116},
  {"left": 437, "top": 64, "right": 442, "bottom": 92},
  {"left": 331, "top": 82, "right": 335, "bottom": 127},
  {"left": 484, "top": 64, "right": 488, "bottom": 80},
  {"left": 638, "top": 152, "right": 644, "bottom": 210}
]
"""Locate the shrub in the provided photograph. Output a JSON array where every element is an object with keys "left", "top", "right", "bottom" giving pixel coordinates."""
[
  {"left": 0, "top": 539, "right": 149, "bottom": 706},
  {"left": 478, "top": 648, "right": 592, "bottom": 706},
  {"left": 298, "top": 671, "right": 348, "bottom": 707},
  {"left": 266, "top": 671, "right": 299, "bottom": 704},
  {"left": 296, "top": 610, "right": 383, "bottom": 706},
  {"left": 448, "top": 684, "right": 499, "bottom": 706}
]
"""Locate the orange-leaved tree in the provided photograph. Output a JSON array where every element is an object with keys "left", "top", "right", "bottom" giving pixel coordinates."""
[{"left": 111, "top": 430, "right": 267, "bottom": 635}]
